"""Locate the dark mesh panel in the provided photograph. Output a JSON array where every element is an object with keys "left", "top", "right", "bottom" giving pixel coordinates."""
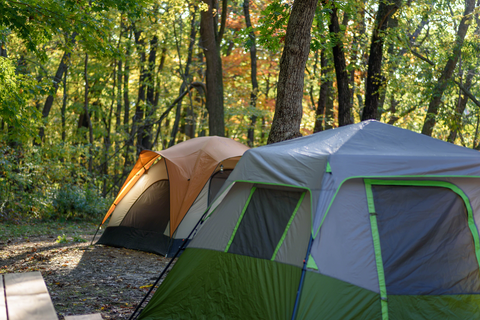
[
  {"left": 373, "top": 185, "right": 480, "bottom": 295},
  {"left": 228, "top": 188, "right": 302, "bottom": 260},
  {"left": 120, "top": 180, "right": 170, "bottom": 233},
  {"left": 208, "top": 169, "right": 233, "bottom": 205}
]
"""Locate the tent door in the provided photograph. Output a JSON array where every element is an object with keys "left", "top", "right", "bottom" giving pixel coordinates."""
[{"left": 365, "top": 179, "right": 480, "bottom": 320}]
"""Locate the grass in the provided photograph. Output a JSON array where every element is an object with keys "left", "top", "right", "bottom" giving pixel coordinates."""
[{"left": 0, "top": 220, "right": 100, "bottom": 242}]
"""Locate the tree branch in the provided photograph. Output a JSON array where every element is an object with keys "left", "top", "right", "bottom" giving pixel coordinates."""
[
  {"left": 218, "top": 0, "right": 228, "bottom": 44},
  {"left": 410, "top": 48, "right": 435, "bottom": 65},
  {"left": 454, "top": 80, "right": 480, "bottom": 108}
]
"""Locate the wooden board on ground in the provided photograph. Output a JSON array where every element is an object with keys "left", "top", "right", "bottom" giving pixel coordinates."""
[
  {"left": 64, "top": 314, "right": 103, "bottom": 320},
  {"left": 0, "top": 275, "right": 7, "bottom": 320},
  {"left": 4, "top": 271, "right": 58, "bottom": 320}
]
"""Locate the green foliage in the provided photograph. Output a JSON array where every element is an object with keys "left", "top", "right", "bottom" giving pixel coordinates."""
[
  {"left": 256, "top": 1, "right": 291, "bottom": 52},
  {"left": 56, "top": 234, "right": 68, "bottom": 243},
  {"left": 72, "top": 235, "right": 87, "bottom": 242},
  {"left": 51, "top": 184, "right": 109, "bottom": 221},
  {"left": 0, "top": 56, "right": 41, "bottom": 140},
  {"left": 0, "top": 143, "right": 110, "bottom": 223}
]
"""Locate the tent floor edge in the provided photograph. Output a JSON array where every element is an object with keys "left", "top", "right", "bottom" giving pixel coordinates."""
[{"left": 97, "top": 226, "right": 170, "bottom": 256}]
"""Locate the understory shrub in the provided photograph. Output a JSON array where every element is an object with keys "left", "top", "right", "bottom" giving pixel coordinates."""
[{"left": 51, "top": 184, "right": 109, "bottom": 221}]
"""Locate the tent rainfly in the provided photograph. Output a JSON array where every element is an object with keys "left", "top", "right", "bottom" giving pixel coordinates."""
[
  {"left": 96, "top": 136, "right": 249, "bottom": 256},
  {"left": 136, "top": 120, "right": 480, "bottom": 319}
]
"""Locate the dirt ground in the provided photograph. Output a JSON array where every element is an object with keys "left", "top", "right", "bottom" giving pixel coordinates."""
[{"left": 0, "top": 234, "right": 172, "bottom": 319}]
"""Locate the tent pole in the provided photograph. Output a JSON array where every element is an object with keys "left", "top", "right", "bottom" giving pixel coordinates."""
[
  {"left": 128, "top": 210, "right": 209, "bottom": 320},
  {"left": 291, "top": 235, "right": 313, "bottom": 320},
  {"left": 90, "top": 222, "right": 102, "bottom": 245}
]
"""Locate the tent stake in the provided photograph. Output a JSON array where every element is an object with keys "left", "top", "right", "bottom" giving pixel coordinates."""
[{"left": 291, "top": 235, "right": 313, "bottom": 320}]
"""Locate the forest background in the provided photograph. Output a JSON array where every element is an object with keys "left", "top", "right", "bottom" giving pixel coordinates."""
[{"left": 0, "top": 0, "right": 479, "bottom": 223}]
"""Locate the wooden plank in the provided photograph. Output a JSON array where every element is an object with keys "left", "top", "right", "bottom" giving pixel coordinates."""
[
  {"left": 64, "top": 314, "right": 103, "bottom": 320},
  {"left": 4, "top": 272, "right": 58, "bottom": 320},
  {"left": 4, "top": 272, "right": 49, "bottom": 296},
  {"left": 0, "top": 275, "right": 7, "bottom": 320}
]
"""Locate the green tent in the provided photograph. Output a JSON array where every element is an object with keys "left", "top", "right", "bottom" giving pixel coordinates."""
[{"left": 137, "top": 120, "right": 480, "bottom": 319}]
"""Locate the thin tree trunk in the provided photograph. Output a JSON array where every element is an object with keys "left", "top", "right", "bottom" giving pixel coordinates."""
[
  {"left": 324, "top": 80, "right": 335, "bottom": 130},
  {"left": 39, "top": 32, "right": 76, "bottom": 143},
  {"left": 244, "top": 0, "right": 258, "bottom": 147},
  {"left": 122, "top": 37, "right": 133, "bottom": 181},
  {"left": 328, "top": 3, "right": 352, "bottom": 126},
  {"left": 447, "top": 6, "right": 479, "bottom": 142},
  {"left": 133, "top": 28, "right": 147, "bottom": 155},
  {"left": 139, "top": 35, "right": 158, "bottom": 150},
  {"left": 84, "top": 53, "right": 94, "bottom": 174},
  {"left": 447, "top": 70, "right": 474, "bottom": 143},
  {"left": 61, "top": 66, "right": 68, "bottom": 143},
  {"left": 421, "top": 0, "right": 475, "bottom": 136},
  {"left": 200, "top": 0, "right": 227, "bottom": 136},
  {"left": 267, "top": 0, "right": 319, "bottom": 144},
  {"left": 103, "top": 63, "right": 115, "bottom": 196},
  {"left": 170, "top": 9, "right": 197, "bottom": 146},
  {"left": 362, "top": 0, "right": 401, "bottom": 121},
  {"left": 314, "top": 50, "right": 330, "bottom": 132}
]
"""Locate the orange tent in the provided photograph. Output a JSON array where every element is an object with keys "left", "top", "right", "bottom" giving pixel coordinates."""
[{"left": 96, "top": 136, "right": 249, "bottom": 255}]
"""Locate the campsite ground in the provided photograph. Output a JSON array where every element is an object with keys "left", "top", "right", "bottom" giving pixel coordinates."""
[{"left": 0, "top": 222, "right": 171, "bottom": 319}]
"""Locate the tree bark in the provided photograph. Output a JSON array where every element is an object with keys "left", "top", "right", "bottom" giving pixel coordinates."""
[
  {"left": 362, "top": 0, "right": 401, "bottom": 121},
  {"left": 447, "top": 69, "right": 475, "bottom": 143},
  {"left": 84, "top": 53, "right": 94, "bottom": 174},
  {"left": 39, "top": 32, "right": 76, "bottom": 143},
  {"left": 314, "top": 50, "right": 331, "bottom": 132},
  {"left": 141, "top": 35, "right": 158, "bottom": 150},
  {"left": 244, "top": 0, "right": 259, "bottom": 146},
  {"left": 170, "top": 9, "right": 197, "bottom": 146},
  {"left": 61, "top": 65, "right": 68, "bottom": 143},
  {"left": 447, "top": 7, "right": 480, "bottom": 143},
  {"left": 421, "top": 0, "right": 475, "bottom": 136},
  {"left": 132, "top": 27, "right": 147, "bottom": 155},
  {"left": 328, "top": 3, "right": 352, "bottom": 126},
  {"left": 267, "top": 0, "right": 319, "bottom": 144},
  {"left": 200, "top": 0, "right": 226, "bottom": 136}
]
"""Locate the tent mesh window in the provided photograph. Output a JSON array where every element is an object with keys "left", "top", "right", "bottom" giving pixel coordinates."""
[
  {"left": 228, "top": 187, "right": 303, "bottom": 260},
  {"left": 120, "top": 180, "right": 170, "bottom": 232},
  {"left": 208, "top": 169, "right": 233, "bottom": 205},
  {"left": 373, "top": 185, "right": 480, "bottom": 295}
]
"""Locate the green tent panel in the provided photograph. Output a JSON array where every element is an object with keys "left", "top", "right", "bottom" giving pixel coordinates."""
[
  {"left": 137, "top": 121, "right": 480, "bottom": 319},
  {"left": 296, "top": 272, "right": 381, "bottom": 319},
  {"left": 139, "top": 248, "right": 301, "bottom": 320}
]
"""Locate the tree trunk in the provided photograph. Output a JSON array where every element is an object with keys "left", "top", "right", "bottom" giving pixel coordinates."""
[
  {"left": 39, "top": 32, "right": 76, "bottom": 143},
  {"left": 84, "top": 53, "right": 94, "bottom": 174},
  {"left": 447, "top": 7, "right": 479, "bottom": 142},
  {"left": 200, "top": 0, "right": 226, "bottom": 136},
  {"left": 362, "top": 0, "right": 401, "bottom": 121},
  {"left": 421, "top": 0, "right": 475, "bottom": 136},
  {"left": 170, "top": 9, "right": 197, "bottom": 146},
  {"left": 141, "top": 35, "right": 158, "bottom": 150},
  {"left": 133, "top": 28, "right": 147, "bottom": 155},
  {"left": 447, "top": 70, "right": 474, "bottom": 143},
  {"left": 328, "top": 3, "right": 352, "bottom": 126},
  {"left": 267, "top": 0, "right": 319, "bottom": 144},
  {"left": 244, "top": 0, "right": 259, "bottom": 146},
  {"left": 324, "top": 80, "right": 335, "bottom": 130},
  {"left": 61, "top": 66, "right": 68, "bottom": 143},
  {"left": 314, "top": 50, "right": 330, "bottom": 132}
]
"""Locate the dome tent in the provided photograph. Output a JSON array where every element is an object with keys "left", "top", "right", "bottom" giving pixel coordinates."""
[
  {"left": 136, "top": 120, "right": 480, "bottom": 319},
  {"left": 96, "top": 136, "right": 249, "bottom": 256}
]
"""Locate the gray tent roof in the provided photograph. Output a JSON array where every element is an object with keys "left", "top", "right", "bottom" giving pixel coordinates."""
[{"left": 218, "top": 120, "right": 480, "bottom": 218}]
